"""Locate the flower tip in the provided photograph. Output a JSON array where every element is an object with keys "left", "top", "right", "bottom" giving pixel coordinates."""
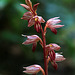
[
  {"left": 51, "top": 28, "right": 57, "bottom": 34},
  {"left": 22, "top": 42, "right": 24, "bottom": 44},
  {"left": 23, "top": 67, "right": 26, "bottom": 69},
  {"left": 63, "top": 58, "right": 66, "bottom": 61},
  {"left": 20, "top": 4, "right": 25, "bottom": 7},
  {"left": 56, "top": 46, "right": 61, "bottom": 51},
  {"left": 53, "top": 63, "right": 58, "bottom": 70},
  {"left": 20, "top": 4, "right": 22, "bottom": 5},
  {"left": 62, "top": 25, "right": 64, "bottom": 27},
  {"left": 28, "top": 25, "right": 30, "bottom": 27},
  {"left": 35, "top": 3, "right": 40, "bottom": 5},
  {"left": 23, "top": 71, "right": 26, "bottom": 73},
  {"left": 22, "top": 34, "right": 27, "bottom": 37},
  {"left": 37, "top": 3, "right": 40, "bottom": 4},
  {"left": 54, "top": 32, "right": 57, "bottom": 35},
  {"left": 21, "top": 18, "right": 23, "bottom": 19}
]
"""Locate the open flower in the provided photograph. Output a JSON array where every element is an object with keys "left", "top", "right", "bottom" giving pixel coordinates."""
[
  {"left": 46, "top": 43, "right": 64, "bottom": 70},
  {"left": 28, "top": 16, "right": 45, "bottom": 32},
  {"left": 23, "top": 64, "right": 45, "bottom": 75},
  {"left": 20, "top": 0, "right": 45, "bottom": 33},
  {"left": 46, "top": 17, "right": 64, "bottom": 34},
  {"left": 22, "top": 34, "right": 43, "bottom": 52},
  {"left": 21, "top": 13, "right": 45, "bottom": 32},
  {"left": 47, "top": 53, "right": 66, "bottom": 70}
]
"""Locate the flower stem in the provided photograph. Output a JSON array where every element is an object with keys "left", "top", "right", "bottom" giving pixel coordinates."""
[{"left": 40, "top": 25, "right": 48, "bottom": 75}]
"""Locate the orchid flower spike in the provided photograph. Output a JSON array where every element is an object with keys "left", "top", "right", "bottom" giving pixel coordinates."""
[
  {"left": 22, "top": 34, "right": 43, "bottom": 52},
  {"left": 23, "top": 64, "right": 45, "bottom": 75},
  {"left": 46, "top": 17, "right": 64, "bottom": 34}
]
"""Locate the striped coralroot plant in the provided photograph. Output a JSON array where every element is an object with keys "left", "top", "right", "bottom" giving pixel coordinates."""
[{"left": 20, "top": 0, "right": 66, "bottom": 75}]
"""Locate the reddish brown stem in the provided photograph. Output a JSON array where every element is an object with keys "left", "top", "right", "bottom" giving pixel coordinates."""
[{"left": 40, "top": 25, "right": 48, "bottom": 75}]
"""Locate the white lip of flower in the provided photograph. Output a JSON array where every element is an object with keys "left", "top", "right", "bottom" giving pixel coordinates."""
[
  {"left": 55, "top": 53, "right": 66, "bottom": 62},
  {"left": 55, "top": 53, "right": 63, "bottom": 58}
]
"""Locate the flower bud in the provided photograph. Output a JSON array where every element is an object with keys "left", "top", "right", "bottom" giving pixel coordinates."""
[{"left": 25, "top": 0, "right": 32, "bottom": 7}]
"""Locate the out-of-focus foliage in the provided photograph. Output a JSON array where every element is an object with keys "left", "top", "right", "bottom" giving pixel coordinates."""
[{"left": 0, "top": 0, "right": 75, "bottom": 75}]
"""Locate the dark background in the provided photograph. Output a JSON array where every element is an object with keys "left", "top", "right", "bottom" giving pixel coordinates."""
[{"left": 0, "top": 0, "right": 75, "bottom": 75}]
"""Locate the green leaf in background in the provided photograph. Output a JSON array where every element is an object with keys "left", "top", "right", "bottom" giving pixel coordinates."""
[{"left": 0, "top": 0, "right": 10, "bottom": 10}]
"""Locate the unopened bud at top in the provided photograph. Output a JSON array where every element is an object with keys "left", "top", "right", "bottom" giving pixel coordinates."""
[{"left": 25, "top": 0, "right": 32, "bottom": 7}]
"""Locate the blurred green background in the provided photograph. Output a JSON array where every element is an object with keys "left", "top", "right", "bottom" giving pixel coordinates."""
[{"left": 0, "top": 0, "right": 75, "bottom": 75}]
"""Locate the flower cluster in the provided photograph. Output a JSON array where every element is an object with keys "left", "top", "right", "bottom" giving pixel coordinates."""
[
  {"left": 21, "top": 0, "right": 66, "bottom": 75},
  {"left": 20, "top": 0, "right": 45, "bottom": 32}
]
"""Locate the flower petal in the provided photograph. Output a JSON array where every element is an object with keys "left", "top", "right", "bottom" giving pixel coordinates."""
[
  {"left": 34, "top": 23, "right": 41, "bottom": 33},
  {"left": 27, "top": 35, "right": 39, "bottom": 40},
  {"left": 20, "top": 4, "right": 30, "bottom": 10},
  {"left": 47, "top": 17, "right": 61, "bottom": 25},
  {"left": 22, "top": 35, "right": 41, "bottom": 45},
  {"left": 32, "top": 42, "right": 37, "bottom": 52},
  {"left": 51, "top": 28, "right": 57, "bottom": 34},
  {"left": 55, "top": 53, "right": 66, "bottom": 62},
  {"left": 33, "top": 3, "right": 40, "bottom": 11},
  {"left": 49, "top": 50, "right": 55, "bottom": 61},
  {"left": 21, "top": 12, "right": 32, "bottom": 20},
  {"left": 38, "top": 16, "right": 45, "bottom": 23},
  {"left": 52, "top": 25, "right": 64, "bottom": 28},
  {"left": 51, "top": 61, "right": 58, "bottom": 70},
  {"left": 22, "top": 39, "right": 34, "bottom": 44},
  {"left": 28, "top": 18, "right": 35, "bottom": 27},
  {"left": 25, "top": 0, "right": 32, "bottom": 7},
  {"left": 50, "top": 43, "right": 61, "bottom": 51}
]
